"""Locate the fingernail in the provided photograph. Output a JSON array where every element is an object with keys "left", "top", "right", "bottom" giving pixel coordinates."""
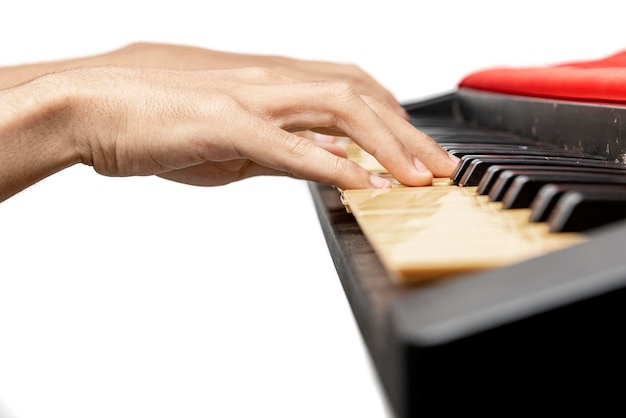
[
  {"left": 369, "top": 173, "right": 392, "bottom": 189},
  {"left": 414, "top": 157, "right": 429, "bottom": 172}
]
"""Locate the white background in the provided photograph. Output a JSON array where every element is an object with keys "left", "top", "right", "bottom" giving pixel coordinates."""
[{"left": 0, "top": 1, "right": 625, "bottom": 417}]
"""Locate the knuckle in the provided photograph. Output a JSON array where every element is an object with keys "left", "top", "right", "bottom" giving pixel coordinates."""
[
  {"left": 208, "top": 93, "right": 243, "bottom": 121},
  {"left": 281, "top": 134, "right": 311, "bottom": 161},
  {"left": 327, "top": 152, "right": 350, "bottom": 176},
  {"left": 265, "top": 134, "right": 311, "bottom": 176},
  {"left": 327, "top": 81, "right": 358, "bottom": 100},
  {"left": 242, "top": 66, "right": 276, "bottom": 79}
]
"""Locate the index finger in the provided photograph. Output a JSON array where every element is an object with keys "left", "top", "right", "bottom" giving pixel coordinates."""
[
  {"left": 236, "top": 120, "right": 397, "bottom": 190},
  {"left": 245, "top": 81, "right": 434, "bottom": 186}
]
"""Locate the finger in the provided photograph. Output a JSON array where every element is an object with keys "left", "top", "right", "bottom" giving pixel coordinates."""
[
  {"left": 360, "top": 95, "right": 460, "bottom": 178},
  {"left": 244, "top": 82, "right": 432, "bottom": 186},
  {"left": 158, "top": 160, "right": 291, "bottom": 186},
  {"left": 314, "top": 141, "right": 347, "bottom": 158},
  {"left": 350, "top": 78, "right": 409, "bottom": 120},
  {"left": 294, "top": 130, "right": 337, "bottom": 144},
  {"left": 158, "top": 138, "right": 348, "bottom": 186},
  {"left": 290, "top": 61, "right": 410, "bottom": 120},
  {"left": 230, "top": 115, "right": 392, "bottom": 190},
  {"left": 267, "top": 130, "right": 347, "bottom": 157}
]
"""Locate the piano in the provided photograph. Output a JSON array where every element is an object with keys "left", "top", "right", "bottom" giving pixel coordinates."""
[{"left": 309, "top": 53, "right": 626, "bottom": 417}]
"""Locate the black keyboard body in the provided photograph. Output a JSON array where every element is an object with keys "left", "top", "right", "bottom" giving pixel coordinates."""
[{"left": 309, "top": 89, "right": 626, "bottom": 417}]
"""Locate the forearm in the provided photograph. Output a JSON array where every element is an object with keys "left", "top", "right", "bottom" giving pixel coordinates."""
[
  {"left": 0, "top": 75, "right": 79, "bottom": 202},
  {"left": 0, "top": 43, "right": 268, "bottom": 89}
]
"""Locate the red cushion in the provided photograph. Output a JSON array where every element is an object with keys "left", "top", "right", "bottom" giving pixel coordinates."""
[{"left": 458, "top": 50, "right": 626, "bottom": 104}]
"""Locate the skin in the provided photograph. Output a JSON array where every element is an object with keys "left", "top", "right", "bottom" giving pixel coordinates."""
[{"left": 0, "top": 43, "right": 458, "bottom": 203}]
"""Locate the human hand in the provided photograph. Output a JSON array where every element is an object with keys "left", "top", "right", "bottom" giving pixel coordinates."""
[
  {"left": 55, "top": 66, "right": 455, "bottom": 190},
  {"left": 0, "top": 43, "right": 409, "bottom": 121},
  {"left": 101, "top": 43, "right": 410, "bottom": 120}
]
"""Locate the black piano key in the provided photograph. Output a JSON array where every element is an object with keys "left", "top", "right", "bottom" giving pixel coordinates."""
[
  {"left": 417, "top": 128, "right": 513, "bottom": 137},
  {"left": 448, "top": 147, "right": 605, "bottom": 161},
  {"left": 548, "top": 189, "right": 626, "bottom": 232},
  {"left": 529, "top": 183, "right": 626, "bottom": 223},
  {"left": 438, "top": 141, "right": 540, "bottom": 146},
  {"left": 453, "top": 155, "right": 606, "bottom": 186},
  {"left": 473, "top": 164, "right": 565, "bottom": 191},
  {"left": 529, "top": 184, "right": 576, "bottom": 223},
  {"left": 409, "top": 118, "right": 466, "bottom": 128},
  {"left": 417, "top": 125, "right": 502, "bottom": 132},
  {"left": 489, "top": 169, "right": 554, "bottom": 202},
  {"left": 501, "top": 171, "right": 626, "bottom": 209},
  {"left": 439, "top": 142, "right": 556, "bottom": 149},
  {"left": 427, "top": 132, "right": 536, "bottom": 144},
  {"left": 453, "top": 156, "right": 538, "bottom": 185},
  {"left": 447, "top": 148, "right": 559, "bottom": 159},
  {"left": 409, "top": 120, "right": 475, "bottom": 130},
  {"left": 475, "top": 162, "right": 626, "bottom": 193}
]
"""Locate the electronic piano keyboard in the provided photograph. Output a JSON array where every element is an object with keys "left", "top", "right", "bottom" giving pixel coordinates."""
[{"left": 309, "top": 87, "right": 626, "bottom": 417}]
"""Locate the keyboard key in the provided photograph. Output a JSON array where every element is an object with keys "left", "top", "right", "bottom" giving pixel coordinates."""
[
  {"left": 452, "top": 155, "right": 607, "bottom": 185},
  {"left": 548, "top": 188, "right": 626, "bottom": 232},
  {"left": 530, "top": 183, "right": 626, "bottom": 223},
  {"left": 476, "top": 163, "right": 626, "bottom": 193},
  {"left": 501, "top": 171, "right": 626, "bottom": 209}
]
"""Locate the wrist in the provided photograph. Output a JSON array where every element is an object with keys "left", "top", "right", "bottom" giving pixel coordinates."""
[{"left": 0, "top": 73, "right": 80, "bottom": 201}]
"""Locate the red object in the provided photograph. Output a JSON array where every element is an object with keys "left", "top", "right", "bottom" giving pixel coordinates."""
[{"left": 458, "top": 50, "right": 626, "bottom": 104}]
